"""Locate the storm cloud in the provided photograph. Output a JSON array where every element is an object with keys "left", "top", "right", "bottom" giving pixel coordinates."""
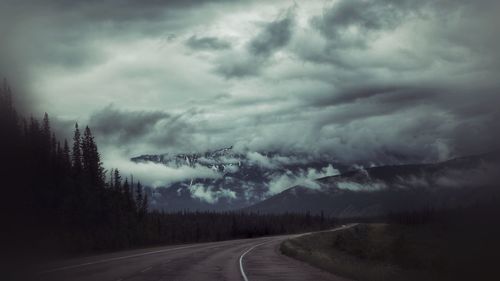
[
  {"left": 311, "top": 0, "right": 420, "bottom": 47},
  {"left": 248, "top": 9, "right": 295, "bottom": 57},
  {"left": 1, "top": 0, "right": 499, "bottom": 180},
  {"left": 186, "top": 36, "right": 231, "bottom": 50}
]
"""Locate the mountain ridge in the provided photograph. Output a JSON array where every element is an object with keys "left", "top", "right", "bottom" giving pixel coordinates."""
[
  {"left": 131, "top": 146, "right": 344, "bottom": 211},
  {"left": 245, "top": 151, "right": 500, "bottom": 217}
]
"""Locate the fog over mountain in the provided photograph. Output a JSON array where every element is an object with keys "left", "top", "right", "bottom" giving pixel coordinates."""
[
  {"left": 1, "top": 0, "right": 499, "bottom": 192},
  {"left": 247, "top": 152, "right": 500, "bottom": 217},
  {"left": 130, "top": 146, "right": 344, "bottom": 210}
]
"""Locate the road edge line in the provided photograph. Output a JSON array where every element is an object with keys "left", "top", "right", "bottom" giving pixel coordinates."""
[
  {"left": 38, "top": 244, "right": 201, "bottom": 274},
  {"left": 239, "top": 240, "right": 274, "bottom": 281}
]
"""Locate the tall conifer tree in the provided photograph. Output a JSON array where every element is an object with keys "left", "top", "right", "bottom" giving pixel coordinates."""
[{"left": 72, "top": 123, "right": 82, "bottom": 176}]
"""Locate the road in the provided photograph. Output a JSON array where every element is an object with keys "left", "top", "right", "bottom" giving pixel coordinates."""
[{"left": 34, "top": 226, "right": 351, "bottom": 281}]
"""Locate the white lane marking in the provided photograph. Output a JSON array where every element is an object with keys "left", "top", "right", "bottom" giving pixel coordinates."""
[
  {"left": 39, "top": 244, "right": 202, "bottom": 274},
  {"left": 141, "top": 266, "right": 152, "bottom": 273},
  {"left": 295, "top": 223, "right": 358, "bottom": 239},
  {"left": 239, "top": 224, "right": 358, "bottom": 281},
  {"left": 239, "top": 240, "right": 275, "bottom": 281}
]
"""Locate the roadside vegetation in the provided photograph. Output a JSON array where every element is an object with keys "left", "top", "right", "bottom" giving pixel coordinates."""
[{"left": 281, "top": 203, "right": 500, "bottom": 281}]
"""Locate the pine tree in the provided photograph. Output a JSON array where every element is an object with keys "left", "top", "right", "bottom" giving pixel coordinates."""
[
  {"left": 51, "top": 132, "right": 57, "bottom": 165},
  {"left": 28, "top": 117, "right": 42, "bottom": 160},
  {"left": 56, "top": 141, "right": 62, "bottom": 160},
  {"left": 81, "top": 127, "right": 90, "bottom": 179},
  {"left": 141, "top": 192, "right": 149, "bottom": 215},
  {"left": 113, "top": 169, "right": 122, "bottom": 191},
  {"left": 40, "top": 113, "right": 52, "bottom": 164},
  {"left": 0, "top": 79, "right": 17, "bottom": 128},
  {"left": 123, "top": 178, "right": 132, "bottom": 209},
  {"left": 82, "top": 126, "right": 103, "bottom": 186},
  {"left": 42, "top": 113, "right": 51, "bottom": 142},
  {"left": 72, "top": 123, "right": 82, "bottom": 177},
  {"left": 135, "top": 181, "right": 143, "bottom": 210},
  {"left": 63, "top": 139, "right": 71, "bottom": 172},
  {"left": 109, "top": 168, "right": 115, "bottom": 189}
]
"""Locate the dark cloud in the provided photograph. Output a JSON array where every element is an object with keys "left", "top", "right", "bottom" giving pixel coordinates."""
[
  {"left": 306, "top": 85, "right": 437, "bottom": 108},
  {"left": 89, "top": 105, "right": 169, "bottom": 144},
  {"left": 294, "top": 0, "right": 433, "bottom": 70},
  {"left": 2, "top": 0, "right": 499, "bottom": 173},
  {"left": 0, "top": 0, "right": 240, "bottom": 110},
  {"left": 186, "top": 35, "right": 231, "bottom": 50},
  {"left": 214, "top": 54, "right": 262, "bottom": 78},
  {"left": 88, "top": 106, "right": 210, "bottom": 155},
  {"left": 214, "top": 7, "right": 295, "bottom": 78},
  {"left": 310, "top": 0, "right": 422, "bottom": 48},
  {"left": 3, "top": 0, "right": 240, "bottom": 22},
  {"left": 248, "top": 9, "right": 294, "bottom": 57}
]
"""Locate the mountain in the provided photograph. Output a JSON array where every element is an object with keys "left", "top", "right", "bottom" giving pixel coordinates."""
[
  {"left": 245, "top": 152, "right": 500, "bottom": 217},
  {"left": 131, "top": 147, "right": 346, "bottom": 211}
]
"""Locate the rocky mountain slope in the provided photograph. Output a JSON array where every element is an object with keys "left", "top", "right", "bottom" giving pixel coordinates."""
[{"left": 131, "top": 147, "right": 344, "bottom": 211}]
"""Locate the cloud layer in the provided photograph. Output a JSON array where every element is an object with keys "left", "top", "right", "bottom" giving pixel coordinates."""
[
  {"left": 1, "top": 0, "right": 499, "bottom": 176},
  {"left": 266, "top": 164, "right": 340, "bottom": 195}
]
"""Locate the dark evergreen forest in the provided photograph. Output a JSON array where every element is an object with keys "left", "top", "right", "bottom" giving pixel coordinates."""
[{"left": 0, "top": 81, "right": 335, "bottom": 257}]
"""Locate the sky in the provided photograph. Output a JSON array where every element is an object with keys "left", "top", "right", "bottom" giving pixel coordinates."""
[{"left": 1, "top": 0, "right": 499, "bottom": 185}]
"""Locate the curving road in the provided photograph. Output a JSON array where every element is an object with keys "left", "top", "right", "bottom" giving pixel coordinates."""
[{"left": 35, "top": 227, "right": 351, "bottom": 281}]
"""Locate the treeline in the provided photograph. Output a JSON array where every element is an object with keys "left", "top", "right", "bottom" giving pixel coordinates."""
[
  {"left": 143, "top": 211, "right": 331, "bottom": 245},
  {"left": 0, "top": 81, "right": 335, "bottom": 256},
  {"left": 0, "top": 81, "right": 151, "bottom": 254}
]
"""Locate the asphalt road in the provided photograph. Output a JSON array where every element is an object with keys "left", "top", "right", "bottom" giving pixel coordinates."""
[{"left": 34, "top": 227, "right": 351, "bottom": 281}]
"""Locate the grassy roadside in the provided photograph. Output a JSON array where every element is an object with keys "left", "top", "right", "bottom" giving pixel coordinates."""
[{"left": 280, "top": 223, "right": 499, "bottom": 281}]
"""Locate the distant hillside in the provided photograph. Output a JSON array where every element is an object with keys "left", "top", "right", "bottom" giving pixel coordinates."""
[{"left": 245, "top": 152, "right": 500, "bottom": 217}]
